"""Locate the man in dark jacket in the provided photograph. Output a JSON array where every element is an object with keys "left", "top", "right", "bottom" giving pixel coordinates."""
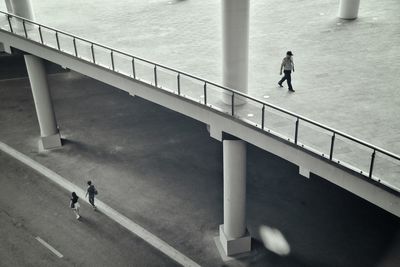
[{"left": 85, "top": 180, "right": 98, "bottom": 210}]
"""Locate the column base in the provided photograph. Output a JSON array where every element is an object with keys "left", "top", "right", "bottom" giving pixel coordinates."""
[
  {"left": 219, "top": 225, "right": 251, "bottom": 256},
  {"left": 39, "top": 133, "right": 62, "bottom": 150}
]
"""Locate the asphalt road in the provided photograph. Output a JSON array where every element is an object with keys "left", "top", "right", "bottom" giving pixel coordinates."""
[{"left": 0, "top": 151, "right": 178, "bottom": 267}]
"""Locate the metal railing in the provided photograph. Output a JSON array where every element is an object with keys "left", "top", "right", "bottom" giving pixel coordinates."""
[{"left": 1, "top": 11, "right": 399, "bottom": 192}]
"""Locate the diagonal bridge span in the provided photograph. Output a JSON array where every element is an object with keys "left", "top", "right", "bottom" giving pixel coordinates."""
[{"left": 0, "top": 11, "right": 399, "bottom": 217}]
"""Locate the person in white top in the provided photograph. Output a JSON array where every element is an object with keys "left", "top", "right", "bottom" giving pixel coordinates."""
[{"left": 278, "top": 51, "right": 295, "bottom": 92}]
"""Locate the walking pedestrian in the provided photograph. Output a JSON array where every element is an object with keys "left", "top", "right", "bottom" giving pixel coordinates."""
[
  {"left": 278, "top": 51, "right": 295, "bottom": 92},
  {"left": 70, "top": 192, "right": 81, "bottom": 220},
  {"left": 85, "top": 180, "right": 98, "bottom": 210}
]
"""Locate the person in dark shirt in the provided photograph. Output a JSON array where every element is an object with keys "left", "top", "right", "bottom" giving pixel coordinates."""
[
  {"left": 85, "top": 180, "right": 98, "bottom": 210},
  {"left": 70, "top": 192, "right": 81, "bottom": 219}
]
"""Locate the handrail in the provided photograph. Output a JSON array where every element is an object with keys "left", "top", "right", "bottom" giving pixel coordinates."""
[{"left": 1, "top": 10, "right": 399, "bottom": 185}]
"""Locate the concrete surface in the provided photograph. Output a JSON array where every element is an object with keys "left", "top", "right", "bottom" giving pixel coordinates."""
[
  {"left": 0, "top": 140, "right": 201, "bottom": 267},
  {"left": 0, "top": 58, "right": 399, "bottom": 266},
  {"left": 0, "top": 151, "right": 178, "bottom": 267},
  {"left": 3, "top": 0, "right": 396, "bottom": 155}
]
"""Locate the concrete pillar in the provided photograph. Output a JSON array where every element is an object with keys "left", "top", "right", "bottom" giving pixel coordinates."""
[
  {"left": 221, "top": 0, "right": 250, "bottom": 105},
  {"left": 219, "top": 0, "right": 251, "bottom": 256},
  {"left": 9, "top": 0, "right": 61, "bottom": 150},
  {"left": 5, "top": 0, "right": 13, "bottom": 12},
  {"left": 9, "top": 0, "right": 35, "bottom": 20},
  {"left": 8, "top": 0, "right": 35, "bottom": 31},
  {"left": 219, "top": 139, "right": 251, "bottom": 256},
  {"left": 25, "top": 55, "right": 61, "bottom": 150},
  {"left": 338, "top": 0, "right": 360, "bottom": 19}
]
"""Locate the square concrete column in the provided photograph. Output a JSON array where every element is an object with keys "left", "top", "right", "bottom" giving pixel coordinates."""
[{"left": 219, "top": 140, "right": 251, "bottom": 256}]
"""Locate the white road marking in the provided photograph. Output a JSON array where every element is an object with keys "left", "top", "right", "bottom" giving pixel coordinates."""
[
  {"left": 0, "top": 141, "right": 201, "bottom": 267},
  {"left": 35, "top": 236, "right": 64, "bottom": 258}
]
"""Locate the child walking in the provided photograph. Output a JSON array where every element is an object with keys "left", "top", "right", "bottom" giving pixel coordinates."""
[{"left": 70, "top": 192, "right": 81, "bottom": 220}]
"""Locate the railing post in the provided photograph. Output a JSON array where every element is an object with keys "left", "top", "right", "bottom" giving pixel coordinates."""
[
  {"left": 154, "top": 65, "right": 158, "bottom": 87},
  {"left": 177, "top": 73, "right": 181, "bottom": 95},
  {"left": 73, "top": 38, "right": 78, "bottom": 56},
  {"left": 55, "top": 31, "right": 60, "bottom": 50},
  {"left": 203, "top": 82, "right": 207, "bottom": 105},
  {"left": 329, "top": 132, "right": 336, "bottom": 160},
  {"left": 91, "top": 44, "right": 96, "bottom": 63},
  {"left": 261, "top": 105, "right": 265, "bottom": 130},
  {"left": 132, "top": 58, "right": 136, "bottom": 78},
  {"left": 231, "top": 93, "right": 235, "bottom": 116},
  {"left": 22, "top": 20, "right": 27, "bottom": 38},
  {"left": 38, "top": 26, "right": 43, "bottom": 44},
  {"left": 110, "top": 50, "right": 115, "bottom": 71},
  {"left": 294, "top": 118, "right": 299, "bottom": 144},
  {"left": 7, "top": 15, "right": 13, "bottom": 33},
  {"left": 369, "top": 150, "right": 376, "bottom": 179}
]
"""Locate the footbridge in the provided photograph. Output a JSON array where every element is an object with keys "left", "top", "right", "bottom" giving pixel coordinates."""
[{"left": 1, "top": 10, "right": 399, "bottom": 231}]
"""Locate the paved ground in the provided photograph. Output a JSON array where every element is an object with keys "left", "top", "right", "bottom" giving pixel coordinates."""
[
  {"left": 0, "top": 151, "right": 178, "bottom": 267},
  {"left": 0, "top": 58, "right": 399, "bottom": 266}
]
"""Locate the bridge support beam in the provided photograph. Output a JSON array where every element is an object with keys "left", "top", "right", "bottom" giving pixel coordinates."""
[
  {"left": 5, "top": 0, "right": 13, "bottom": 12},
  {"left": 9, "top": 0, "right": 61, "bottom": 150},
  {"left": 8, "top": 0, "right": 36, "bottom": 31},
  {"left": 25, "top": 55, "right": 61, "bottom": 150},
  {"left": 8, "top": 0, "right": 35, "bottom": 19},
  {"left": 219, "top": 139, "right": 251, "bottom": 256},
  {"left": 338, "top": 0, "right": 360, "bottom": 19},
  {"left": 221, "top": 0, "right": 250, "bottom": 105},
  {"left": 218, "top": 0, "right": 251, "bottom": 256}
]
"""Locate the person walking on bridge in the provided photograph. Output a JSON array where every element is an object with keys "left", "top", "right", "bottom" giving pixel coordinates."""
[
  {"left": 278, "top": 51, "right": 295, "bottom": 92},
  {"left": 85, "top": 180, "right": 98, "bottom": 210}
]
